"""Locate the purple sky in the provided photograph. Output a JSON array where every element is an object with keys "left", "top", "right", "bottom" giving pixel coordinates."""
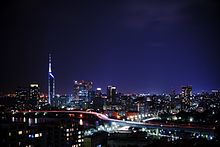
[{"left": 1, "top": 0, "right": 220, "bottom": 94}]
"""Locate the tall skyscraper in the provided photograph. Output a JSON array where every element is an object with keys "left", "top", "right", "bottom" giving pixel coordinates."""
[
  {"left": 29, "top": 84, "right": 40, "bottom": 108},
  {"left": 95, "top": 88, "right": 102, "bottom": 97},
  {"left": 107, "top": 85, "right": 116, "bottom": 104},
  {"left": 15, "top": 87, "right": 29, "bottom": 110},
  {"left": 48, "top": 54, "right": 55, "bottom": 104}
]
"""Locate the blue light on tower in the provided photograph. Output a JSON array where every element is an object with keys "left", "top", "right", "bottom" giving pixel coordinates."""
[{"left": 48, "top": 54, "right": 55, "bottom": 104}]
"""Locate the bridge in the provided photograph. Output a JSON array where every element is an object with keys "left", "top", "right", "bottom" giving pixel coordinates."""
[{"left": 11, "top": 110, "right": 215, "bottom": 134}]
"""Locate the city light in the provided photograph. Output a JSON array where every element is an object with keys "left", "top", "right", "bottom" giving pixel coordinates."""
[{"left": 0, "top": 34, "right": 218, "bottom": 146}]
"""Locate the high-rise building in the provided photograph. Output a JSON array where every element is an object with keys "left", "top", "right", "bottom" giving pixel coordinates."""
[
  {"left": 29, "top": 84, "right": 40, "bottom": 108},
  {"left": 95, "top": 88, "right": 102, "bottom": 97},
  {"left": 181, "top": 86, "right": 192, "bottom": 97},
  {"left": 107, "top": 85, "right": 116, "bottom": 104},
  {"left": 48, "top": 54, "right": 55, "bottom": 104},
  {"left": 73, "top": 80, "right": 93, "bottom": 102},
  {"left": 15, "top": 87, "right": 29, "bottom": 110}
]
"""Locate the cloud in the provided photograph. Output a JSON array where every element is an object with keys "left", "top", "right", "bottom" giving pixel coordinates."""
[{"left": 120, "top": 1, "right": 191, "bottom": 30}]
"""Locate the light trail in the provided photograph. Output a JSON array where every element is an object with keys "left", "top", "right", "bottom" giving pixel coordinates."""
[{"left": 15, "top": 110, "right": 215, "bottom": 132}]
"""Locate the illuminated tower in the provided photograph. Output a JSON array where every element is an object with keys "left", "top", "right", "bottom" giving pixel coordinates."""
[{"left": 48, "top": 54, "right": 55, "bottom": 104}]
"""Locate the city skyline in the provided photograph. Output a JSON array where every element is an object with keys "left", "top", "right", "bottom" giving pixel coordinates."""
[
  {"left": 0, "top": 52, "right": 218, "bottom": 94},
  {"left": 1, "top": 0, "right": 220, "bottom": 94},
  {"left": 1, "top": 1, "right": 220, "bottom": 146}
]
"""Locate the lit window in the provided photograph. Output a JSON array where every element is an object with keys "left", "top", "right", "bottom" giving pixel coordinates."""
[
  {"left": 35, "top": 134, "right": 39, "bottom": 137},
  {"left": 78, "top": 135, "right": 81, "bottom": 138},
  {"left": 9, "top": 132, "right": 11, "bottom": 136},
  {"left": 78, "top": 139, "right": 81, "bottom": 142},
  {"left": 66, "top": 133, "right": 69, "bottom": 137},
  {"left": 18, "top": 131, "right": 22, "bottom": 135}
]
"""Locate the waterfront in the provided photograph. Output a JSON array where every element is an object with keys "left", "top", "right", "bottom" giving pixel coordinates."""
[{"left": 1, "top": 110, "right": 219, "bottom": 146}]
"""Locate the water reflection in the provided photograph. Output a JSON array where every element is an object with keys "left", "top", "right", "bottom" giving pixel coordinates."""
[
  {"left": 0, "top": 112, "right": 105, "bottom": 147},
  {"left": 0, "top": 111, "right": 217, "bottom": 146},
  {"left": 23, "top": 117, "right": 26, "bottom": 123},
  {"left": 28, "top": 118, "right": 32, "bottom": 126},
  {"left": 34, "top": 118, "right": 37, "bottom": 124},
  {"left": 79, "top": 119, "right": 83, "bottom": 125}
]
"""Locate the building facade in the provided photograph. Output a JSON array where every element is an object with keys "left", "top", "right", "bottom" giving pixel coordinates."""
[
  {"left": 29, "top": 84, "right": 40, "bottom": 109},
  {"left": 181, "top": 86, "right": 192, "bottom": 97},
  {"left": 73, "top": 80, "right": 93, "bottom": 102},
  {"left": 107, "top": 86, "right": 116, "bottom": 104}
]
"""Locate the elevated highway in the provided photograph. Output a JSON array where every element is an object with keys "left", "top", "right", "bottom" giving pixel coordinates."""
[{"left": 12, "top": 110, "right": 215, "bottom": 134}]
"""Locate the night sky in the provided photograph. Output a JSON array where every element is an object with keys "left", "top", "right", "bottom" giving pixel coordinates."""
[{"left": 1, "top": 0, "right": 220, "bottom": 94}]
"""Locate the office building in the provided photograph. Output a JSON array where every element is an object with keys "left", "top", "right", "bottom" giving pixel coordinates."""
[
  {"left": 107, "top": 86, "right": 116, "bottom": 104},
  {"left": 15, "top": 87, "right": 29, "bottom": 110},
  {"left": 73, "top": 80, "right": 93, "bottom": 102},
  {"left": 95, "top": 88, "right": 102, "bottom": 98},
  {"left": 29, "top": 84, "right": 40, "bottom": 109}
]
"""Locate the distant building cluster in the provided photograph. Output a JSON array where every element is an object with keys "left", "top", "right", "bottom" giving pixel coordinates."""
[
  {"left": 0, "top": 55, "right": 220, "bottom": 119},
  {"left": 0, "top": 84, "right": 47, "bottom": 111}
]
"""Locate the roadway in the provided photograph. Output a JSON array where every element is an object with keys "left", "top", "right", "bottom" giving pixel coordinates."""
[{"left": 15, "top": 110, "right": 215, "bottom": 133}]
